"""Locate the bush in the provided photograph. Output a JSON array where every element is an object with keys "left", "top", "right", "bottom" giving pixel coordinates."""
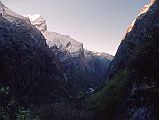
[
  {"left": 0, "top": 86, "right": 17, "bottom": 120},
  {"left": 0, "top": 86, "right": 34, "bottom": 120},
  {"left": 87, "top": 70, "right": 127, "bottom": 120},
  {"left": 30, "top": 103, "right": 93, "bottom": 120}
]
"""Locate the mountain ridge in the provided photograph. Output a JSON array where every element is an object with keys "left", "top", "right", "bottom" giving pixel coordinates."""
[{"left": 25, "top": 13, "right": 113, "bottom": 91}]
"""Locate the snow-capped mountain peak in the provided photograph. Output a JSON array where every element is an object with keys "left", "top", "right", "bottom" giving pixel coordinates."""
[
  {"left": 24, "top": 14, "right": 47, "bottom": 32},
  {"left": 24, "top": 14, "right": 41, "bottom": 22}
]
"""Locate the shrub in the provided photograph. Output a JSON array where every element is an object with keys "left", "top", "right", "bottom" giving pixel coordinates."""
[
  {"left": 87, "top": 70, "right": 127, "bottom": 120},
  {"left": 0, "top": 86, "right": 34, "bottom": 120}
]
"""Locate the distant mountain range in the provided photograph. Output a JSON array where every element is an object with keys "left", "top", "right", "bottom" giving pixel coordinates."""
[{"left": 24, "top": 13, "right": 113, "bottom": 91}]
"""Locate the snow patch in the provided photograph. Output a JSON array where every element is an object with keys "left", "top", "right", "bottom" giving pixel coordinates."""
[
  {"left": 92, "top": 51, "right": 102, "bottom": 56},
  {"left": 24, "top": 14, "right": 40, "bottom": 22}
]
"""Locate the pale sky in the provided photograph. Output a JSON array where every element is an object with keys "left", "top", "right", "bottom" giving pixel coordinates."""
[{"left": 1, "top": 0, "right": 149, "bottom": 55}]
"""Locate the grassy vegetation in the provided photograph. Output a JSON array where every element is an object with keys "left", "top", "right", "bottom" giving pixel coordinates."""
[{"left": 87, "top": 70, "right": 127, "bottom": 120}]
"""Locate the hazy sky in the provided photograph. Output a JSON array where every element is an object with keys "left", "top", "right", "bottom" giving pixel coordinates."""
[{"left": 2, "top": 0, "right": 149, "bottom": 55}]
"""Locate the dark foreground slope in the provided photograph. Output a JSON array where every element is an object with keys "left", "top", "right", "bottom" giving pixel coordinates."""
[{"left": 88, "top": 0, "right": 159, "bottom": 120}]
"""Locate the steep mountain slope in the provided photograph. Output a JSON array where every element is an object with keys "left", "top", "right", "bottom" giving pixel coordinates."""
[
  {"left": 0, "top": 1, "right": 26, "bottom": 20},
  {"left": 25, "top": 14, "right": 113, "bottom": 91},
  {"left": 108, "top": 0, "right": 155, "bottom": 79},
  {"left": 0, "top": 0, "right": 66, "bottom": 106},
  {"left": 84, "top": 50, "right": 113, "bottom": 88},
  {"left": 89, "top": 0, "right": 159, "bottom": 120}
]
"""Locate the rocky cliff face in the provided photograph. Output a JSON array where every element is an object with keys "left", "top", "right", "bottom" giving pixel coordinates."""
[
  {"left": 106, "top": 0, "right": 159, "bottom": 119},
  {"left": 25, "top": 14, "right": 113, "bottom": 91},
  {"left": 84, "top": 50, "right": 113, "bottom": 87},
  {"left": 89, "top": 0, "right": 159, "bottom": 120},
  {"left": 0, "top": 1, "right": 29, "bottom": 22},
  {"left": 108, "top": 0, "right": 156, "bottom": 79}
]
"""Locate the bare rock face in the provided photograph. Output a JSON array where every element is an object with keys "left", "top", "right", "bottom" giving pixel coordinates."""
[
  {"left": 84, "top": 50, "right": 113, "bottom": 87},
  {"left": 24, "top": 14, "right": 84, "bottom": 64},
  {"left": 24, "top": 14, "right": 83, "bottom": 57},
  {"left": 24, "top": 14, "right": 47, "bottom": 32},
  {"left": 0, "top": 1, "right": 29, "bottom": 22}
]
